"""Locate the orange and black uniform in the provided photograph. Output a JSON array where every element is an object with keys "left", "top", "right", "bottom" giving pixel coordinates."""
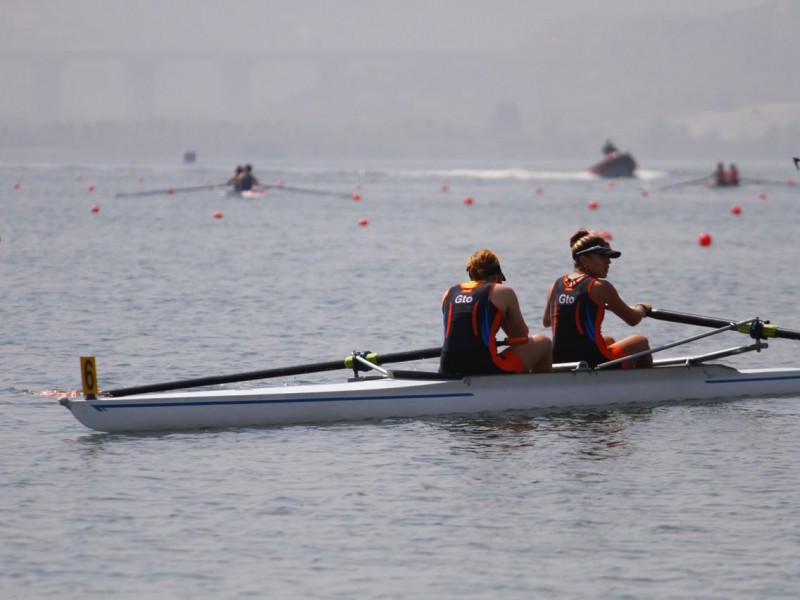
[
  {"left": 440, "top": 281, "right": 522, "bottom": 375},
  {"left": 547, "top": 274, "right": 620, "bottom": 367}
]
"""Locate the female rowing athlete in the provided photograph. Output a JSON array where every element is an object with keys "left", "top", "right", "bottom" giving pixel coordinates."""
[
  {"left": 440, "top": 249, "right": 552, "bottom": 375},
  {"left": 542, "top": 229, "right": 652, "bottom": 368}
]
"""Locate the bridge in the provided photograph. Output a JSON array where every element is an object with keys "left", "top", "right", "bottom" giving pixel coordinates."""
[{"left": 0, "top": 48, "right": 499, "bottom": 123}]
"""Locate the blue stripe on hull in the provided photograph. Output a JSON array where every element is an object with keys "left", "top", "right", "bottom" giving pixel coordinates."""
[
  {"left": 92, "top": 392, "right": 475, "bottom": 412},
  {"left": 706, "top": 374, "right": 800, "bottom": 384}
]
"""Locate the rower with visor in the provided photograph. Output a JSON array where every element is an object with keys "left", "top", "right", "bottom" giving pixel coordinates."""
[{"left": 543, "top": 228, "right": 652, "bottom": 368}]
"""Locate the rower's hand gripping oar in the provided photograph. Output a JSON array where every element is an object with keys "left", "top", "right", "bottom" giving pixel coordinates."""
[{"left": 648, "top": 308, "right": 800, "bottom": 341}]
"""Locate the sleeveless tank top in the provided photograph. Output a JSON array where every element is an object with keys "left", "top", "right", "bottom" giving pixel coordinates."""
[
  {"left": 440, "top": 282, "right": 509, "bottom": 375},
  {"left": 548, "top": 274, "right": 614, "bottom": 367}
]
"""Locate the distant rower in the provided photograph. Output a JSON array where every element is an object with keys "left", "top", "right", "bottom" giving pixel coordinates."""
[{"left": 237, "top": 164, "right": 260, "bottom": 192}]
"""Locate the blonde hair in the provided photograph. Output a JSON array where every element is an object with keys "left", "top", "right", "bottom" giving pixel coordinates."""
[
  {"left": 570, "top": 228, "right": 608, "bottom": 268},
  {"left": 466, "top": 249, "right": 501, "bottom": 281}
]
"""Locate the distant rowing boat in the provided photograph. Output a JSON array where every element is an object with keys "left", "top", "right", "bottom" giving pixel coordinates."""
[{"left": 223, "top": 188, "right": 266, "bottom": 198}]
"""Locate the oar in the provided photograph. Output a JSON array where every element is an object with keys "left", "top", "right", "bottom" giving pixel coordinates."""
[
  {"left": 739, "top": 177, "right": 797, "bottom": 187},
  {"left": 115, "top": 183, "right": 230, "bottom": 198},
  {"left": 655, "top": 176, "right": 711, "bottom": 191},
  {"left": 596, "top": 319, "right": 753, "bottom": 370},
  {"left": 649, "top": 308, "right": 800, "bottom": 341},
  {"left": 99, "top": 347, "right": 442, "bottom": 398},
  {"left": 262, "top": 184, "right": 352, "bottom": 198}
]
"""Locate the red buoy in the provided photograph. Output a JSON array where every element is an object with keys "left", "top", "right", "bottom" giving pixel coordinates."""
[
  {"left": 588, "top": 200, "right": 599, "bottom": 210},
  {"left": 607, "top": 181, "right": 616, "bottom": 188},
  {"left": 441, "top": 181, "right": 449, "bottom": 192},
  {"left": 598, "top": 230, "right": 613, "bottom": 241},
  {"left": 535, "top": 187, "right": 544, "bottom": 195},
  {"left": 166, "top": 187, "right": 174, "bottom": 194},
  {"left": 352, "top": 193, "right": 361, "bottom": 201},
  {"left": 641, "top": 190, "right": 649, "bottom": 198},
  {"left": 213, "top": 211, "right": 223, "bottom": 219},
  {"left": 13, "top": 182, "right": 20, "bottom": 190},
  {"left": 90, "top": 205, "right": 100, "bottom": 214},
  {"left": 758, "top": 192, "right": 767, "bottom": 200},
  {"left": 698, "top": 232, "right": 712, "bottom": 247},
  {"left": 463, "top": 196, "right": 474, "bottom": 206},
  {"left": 87, "top": 184, "right": 95, "bottom": 193},
  {"left": 731, "top": 204, "right": 742, "bottom": 215},
  {"left": 358, "top": 218, "right": 368, "bottom": 227},
  {"left": 788, "top": 178, "right": 796, "bottom": 187}
]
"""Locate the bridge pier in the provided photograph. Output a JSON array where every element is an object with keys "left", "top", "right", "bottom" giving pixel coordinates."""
[
  {"left": 30, "top": 57, "right": 64, "bottom": 123},
  {"left": 123, "top": 57, "right": 157, "bottom": 120},
  {"left": 220, "top": 61, "right": 252, "bottom": 119}
]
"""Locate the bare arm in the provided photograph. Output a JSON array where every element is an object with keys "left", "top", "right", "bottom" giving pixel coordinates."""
[
  {"left": 542, "top": 283, "right": 554, "bottom": 328},
  {"left": 490, "top": 285, "right": 530, "bottom": 338},
  {"left": 589, "top": 280, "right": 649, "bottom": 326}
]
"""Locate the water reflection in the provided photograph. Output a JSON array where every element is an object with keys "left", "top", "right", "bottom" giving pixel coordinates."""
[{"left": 435, "top": 407, "right": 653, "bottom": 461}]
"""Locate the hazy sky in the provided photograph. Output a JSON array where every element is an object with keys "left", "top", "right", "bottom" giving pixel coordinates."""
[
  {"left": 0, "top": 0, "right": 769, "bottom": 52},
  {"left": 1, "top": 0, "right": 794, "bottom": 160}
]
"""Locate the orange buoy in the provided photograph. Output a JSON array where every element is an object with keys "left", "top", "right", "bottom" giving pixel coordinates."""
[
  {"left": 213, "top": 211, "right": 223, "bottom": 219},
  {"left": 588, "top": 200, "right": 599, "bottom": 210},
  {"left": 731, "top": 204, "right": 742, "bottom": 215},
  {"left": 758, "top": 192, "right": 767, "bottom": 200},
  {"left": 90, "top": 205, "right": 100, "bottom": 214},
  {"left": 698, "top": 232, "right": 712, "bottom": 247},
  {"left": 357, "top": 218, "right": 368, "bottom": 227},
  {"left": 463, "top": 196, "right": 474, "bottom": 206},
  {"left": 352, "top": 193, "right": 361, "bottom": 201}
]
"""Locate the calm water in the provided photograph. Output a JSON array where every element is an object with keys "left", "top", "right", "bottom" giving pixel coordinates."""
[{"left": 2, "top": 158, "right": 800, "bottom": 598}]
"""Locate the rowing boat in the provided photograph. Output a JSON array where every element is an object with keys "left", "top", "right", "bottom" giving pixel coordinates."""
[
  {"left": 223, "top": 188, "right": 266, "bottom": 198},
  {"left": 57, "top": 310, "right": 800, "bottom": 433},
  {"left": 58, "top": 349, "right": 800, "bottom": 433}
]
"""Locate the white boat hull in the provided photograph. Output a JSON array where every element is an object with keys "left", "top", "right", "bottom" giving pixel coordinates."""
[
  {"left": 223, "top": 189, "right": 265, "bottom": 198},
  {"left": 59, "top": 364, "right": 800, "bottom": 433}
]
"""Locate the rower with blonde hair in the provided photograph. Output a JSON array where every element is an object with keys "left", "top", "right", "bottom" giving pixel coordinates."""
[{"left": 440, "top": 249, "right": 552, "bottom": 375}]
